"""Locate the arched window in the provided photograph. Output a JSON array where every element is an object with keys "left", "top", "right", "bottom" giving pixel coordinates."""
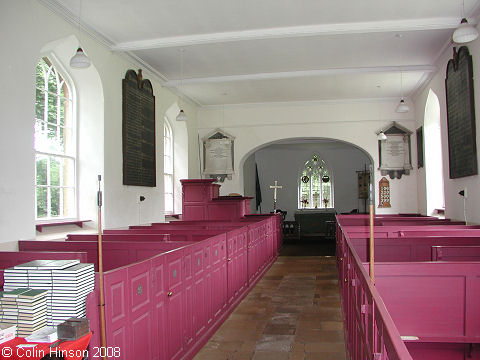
[
  {"left": 299, "top": 154, "right": 333, "bottom": 209},
  {"left": 424, "top": 89, "right": 444, "bottom": 215},
  {"left": 164, "top": 119, "right": 174, "bottom": 214},
  {"left": 34, "top": 57, "right": 76, "bottom": 219}
]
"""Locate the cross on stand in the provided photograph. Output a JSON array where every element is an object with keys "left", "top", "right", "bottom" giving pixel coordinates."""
[{"left": 269, "top": 180, "right": 283, "bottom": 212}]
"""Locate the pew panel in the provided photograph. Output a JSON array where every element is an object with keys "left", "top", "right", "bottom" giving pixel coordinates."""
[
  {"left": 432, "top": 246, "right": 480, "bottom": 261},
  {"left": 369, "top": 262, "right": 480, "bottom": 341}
]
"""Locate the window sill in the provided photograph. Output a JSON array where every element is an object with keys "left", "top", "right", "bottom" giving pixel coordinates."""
[{"left": 35, "top": 219, "right": 91, "bottom": 232}]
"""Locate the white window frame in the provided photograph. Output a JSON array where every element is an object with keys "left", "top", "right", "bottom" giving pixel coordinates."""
[
  {"left": 34, "top": 57, "right": 77, "bottom": 221},
  {"left": 163, "top": 118, "right": 174, "bottom": 214}
]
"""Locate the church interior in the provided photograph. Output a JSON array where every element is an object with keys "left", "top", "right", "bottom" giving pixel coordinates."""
[{"left": 2, "top": 1, "right": 480, "bottom": 359}]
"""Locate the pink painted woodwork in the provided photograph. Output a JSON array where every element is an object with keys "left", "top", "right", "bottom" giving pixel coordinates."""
[
  {"left": 432, "top": 245, "right": 480, "bottom": 261},
  {"left": 181, "top": 179, "right": 253, "bottom": 221},
  {"left": 77, "top": 229, "right": 223, "bottom": 242},
  {"left": 181, "top": 179, "right": 220, "bottom": 220},
  {"left": 336, "top": 214, "right": 480, "bottom": 360},
  {"left": 350, "top": 236, "right": 480, "bottom": 262},
  {"left": 67, "top": 233, "right": 171, "bottom": 241},
  {"left": 337, "top": 214, "right": 462, "bottom": 226},
  {"left": 342, "top": 224, "right": 480, "bottom": 238},
  {"left": 2, "top": 179, "right": 282, "bottom": 360},
  {"left": 373, "top": 262, "right": 480, "bottom": 341},
  {"left": 18, "top": 240, "right": 195, "bottom": 271}
]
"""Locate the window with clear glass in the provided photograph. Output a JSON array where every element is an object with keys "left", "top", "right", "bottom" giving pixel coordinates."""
[
  {"left": 34, "top": 58, "right": 76, "bottom": 220},
  {"left": 299, "top": 154, "right": 333, "bottom": 209},
  {"left": 164, "top": 120, "right": 174, "bottom": 214}
]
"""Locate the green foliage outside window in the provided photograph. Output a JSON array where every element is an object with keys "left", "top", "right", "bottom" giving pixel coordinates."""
[{"left": 34, "top": 58, "right": 75, "bottom": 219}]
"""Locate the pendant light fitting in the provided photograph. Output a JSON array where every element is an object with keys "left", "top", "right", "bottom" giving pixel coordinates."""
[
  {"left": 70, "top": 0, "right": 91, "bottom": 69},
  {"left": 396, "top": 72, "right": 409, "bottom": 113},
  {"left": 176, "top": 49, "right": 187, "bottom": 121},
  {"left": 453, "top": 0, "right": 479, "bottom": 43}
]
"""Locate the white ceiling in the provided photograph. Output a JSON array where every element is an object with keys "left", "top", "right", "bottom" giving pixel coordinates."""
[{"left": 43, "top": 0, "right": 480, "bottom": 106}]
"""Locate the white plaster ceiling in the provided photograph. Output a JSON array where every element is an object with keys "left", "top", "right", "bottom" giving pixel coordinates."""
[{"left": 43, "top": 0, "right": 480, "bottom": 106}]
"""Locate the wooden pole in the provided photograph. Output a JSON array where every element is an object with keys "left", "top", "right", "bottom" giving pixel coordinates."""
[
  {"left": 97, "top": 175, "right": 107, "bottom": 360},
  {"left": 368, "top": 165, "right": 375, "bottom": 283}
]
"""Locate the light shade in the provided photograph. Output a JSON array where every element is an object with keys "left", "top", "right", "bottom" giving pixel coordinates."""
[
  {"left": 377, "top": 132, "right": 387, "bottom": 141},
  {"left": 453, "top": 18, "right": 479, "bottom": 43},
  {"left": 70, "top": 47, "right": 91, "bottom": 69},
  {"left": 176, "top": 109, "right": 187, "bottom": 121},
  {"left": 396, "top": 99, "right": 409, "bottom": 113}
]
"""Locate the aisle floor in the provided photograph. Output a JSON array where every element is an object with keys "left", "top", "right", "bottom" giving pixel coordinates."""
[{"left": 193, "top": 256, "right": 347, "bottom": 360}]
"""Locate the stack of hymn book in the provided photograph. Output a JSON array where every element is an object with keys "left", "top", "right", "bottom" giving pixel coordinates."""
[
  {"left": 3, "top": 260, "right": 95, "bottom": 327},
  {"left": 16, "top": 289, "right": 48, "bottom": 337},
  {"left": 51, "top": 263, "right": 95, "bottom": 325},
  {"left": 0, "top": 288, "right": 48, "bottom": 337}
]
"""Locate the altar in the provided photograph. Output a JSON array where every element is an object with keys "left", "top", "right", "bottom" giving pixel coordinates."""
[{"left": 294, "top": 209, "right": 336, "bottom": 237}]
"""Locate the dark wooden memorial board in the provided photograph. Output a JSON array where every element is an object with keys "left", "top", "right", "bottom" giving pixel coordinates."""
[
  {"left": 445, "top": 46, "right": 477, "bottom": 179},
  {"left": 122, "top": 69, "right": 156, "bottom": 186},
  {"left": 416, "top": 126, "right": 424, "bottom": 169}
]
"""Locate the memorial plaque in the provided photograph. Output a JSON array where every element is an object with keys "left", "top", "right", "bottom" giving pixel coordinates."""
[
  {"left": 202, "top": 129, "right": 235, "bottom": 181},
  {"left": 378, "top": 122, "right": 412, "bottom": 179},
  {"left": 122, "top": 69, "right": 156, "bottom": 187},
  {"left": 445, "top": 46, "right": 477, "bottom": 179},
  {"left": 416, "top": 127, "right": 424, "bottom": 169}
]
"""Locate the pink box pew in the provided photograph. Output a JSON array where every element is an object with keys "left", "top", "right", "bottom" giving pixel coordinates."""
[
  {"left": 397, "top": 227, "right": 480, "bottom": 237},
  {"left": 18, "top": 240, "right": 195, "bottom": 271},
  {"left": 336, "top": 220, "right": 480, "bottom": 360},
  {"left": 350, "top": 236, "right": 480, "bottom": 262},
  {"left": 83, "top": 225, "right": 278, "bottom": 360},
  {"left": 66, "top": 233, "right": 171, "bottom": 241},
  {"left": 103, "top": 228, "right": 226, "bottom": 242},
  {"left": 432, "top": 245, "right": 480, "bottom": 261},
  {"left": 370, "top": 262, "right": 480, "bottom": 359},
  {"left": 129, "top": 224, "right": 208, "bottom": 230},
  {"left": 338, "top": 227, "right": 414, "bottom": 360},
  {"left": 378, "top": 220, "right": 465, "bottom": 226},
  {"left": 342, "top": 225, "right": 480, "bottom": 239},
  {"left": 337, "top": 214, "right": 456, "bottom": 226}
]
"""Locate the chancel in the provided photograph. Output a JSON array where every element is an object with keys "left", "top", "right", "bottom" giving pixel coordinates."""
[{"left": 2, "top": 1, "right": 480, "bottom": 359}]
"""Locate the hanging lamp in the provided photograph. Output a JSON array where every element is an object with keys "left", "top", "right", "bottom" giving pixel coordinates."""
[
  {"left": 453, "top": 0, "right": 479, "bottom": 43},
  {"left": 396, "top": 72, "right": 409, "bottom": 113},
  {"left": 70, "top": 48, "right": 91, "bottom": 69},
  {"left": 377, "top": 132, "right": 388, "bottom": 141},
  {"left": 176, "top": 49, "right": 187, "bottom": 121},
  {"left": 70, "top": 0, "right": 91, "bottom": 69}
]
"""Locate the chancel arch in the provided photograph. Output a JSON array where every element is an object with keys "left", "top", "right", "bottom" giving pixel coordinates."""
[{"left": 241, "top": 138, "right": 373, "bottom": 219}]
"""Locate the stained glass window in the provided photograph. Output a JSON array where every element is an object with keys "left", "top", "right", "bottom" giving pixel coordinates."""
[{"left": 299, "top": 155, "right": 333, "bottom": 209}]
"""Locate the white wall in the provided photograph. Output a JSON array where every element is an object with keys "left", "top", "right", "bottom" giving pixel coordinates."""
[
  {"left": 0, "top": 1, "right": 196, "bottom": 243},
  {"left": 253, "top": 143, "right": 371, "bottom": 219},
  {"left": 414, "top": 37, "right": 480, "bottom": 224},
  {"left": 198, "top": 100, "right": 419, "bottom": 215}
]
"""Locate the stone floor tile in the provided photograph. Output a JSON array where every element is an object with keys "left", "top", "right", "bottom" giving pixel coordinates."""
[
  {"left": 305, "top": 342, "right": 346, "bottom": 353},
  {"left": 305, "top": 352, "right": 347, "bottom": 360},
  {"left": 263, "top": 323, "right": 297, "bottom": 335},
  {"left": 289, "top": 352, "right": 306, "bottom": 360},
  {"left": 253, "top": 351, "right": 290, "bottom": 360},
  {"left": 255, "top": 334, "right": 295, "bottom": 352}
]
